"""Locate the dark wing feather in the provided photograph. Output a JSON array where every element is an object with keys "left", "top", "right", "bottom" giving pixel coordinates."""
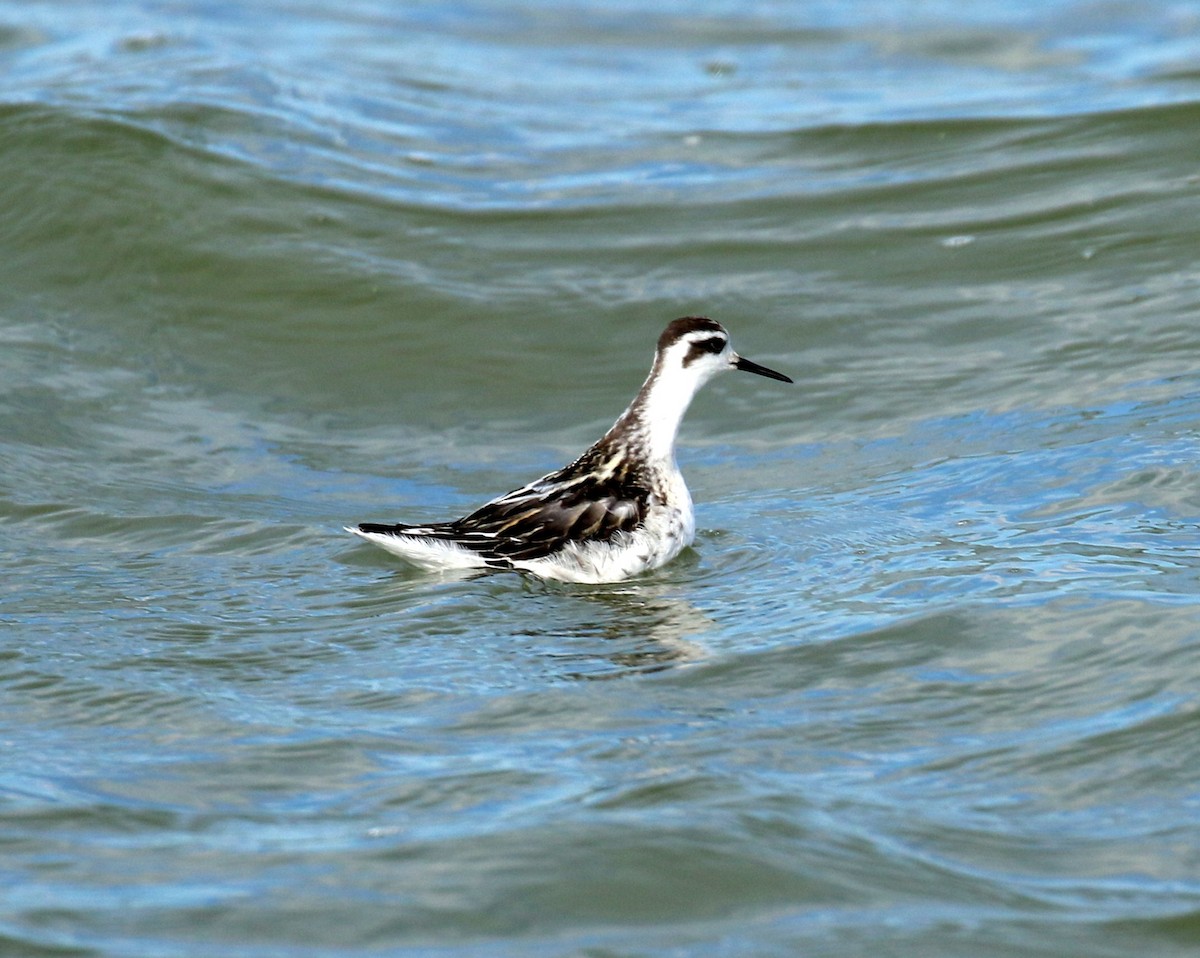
[
  {"left": 451, "top": 471, "right": 647, "bottom": 562},
  {"left": 356, "top": 453, "right": 650, "bottom": 565}
]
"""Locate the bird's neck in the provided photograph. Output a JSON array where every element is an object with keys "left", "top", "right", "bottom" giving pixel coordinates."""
[{"left": 606, "top": 359, "right": 702, "bottom": 464}]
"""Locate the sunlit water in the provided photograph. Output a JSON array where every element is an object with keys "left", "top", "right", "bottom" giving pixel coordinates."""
[{"left": 3, "top": 1, "right": 1200, "bottom": 956}]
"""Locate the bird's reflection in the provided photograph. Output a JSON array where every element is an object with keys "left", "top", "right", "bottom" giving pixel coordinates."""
[
  {"left": 522, "top": 579, "right": 714, "bottom": 680},
  {"left": 349, "top": 553, "right": 717, "bottom": 679}
]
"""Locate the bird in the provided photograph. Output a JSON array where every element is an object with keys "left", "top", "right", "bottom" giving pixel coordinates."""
[{"left": 348, "top": 316, "right": 792, "bottom": 583}]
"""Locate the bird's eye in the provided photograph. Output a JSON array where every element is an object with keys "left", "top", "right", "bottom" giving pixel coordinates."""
[{"left": 697, "top": 336, "right": 726, "bottom": 354}]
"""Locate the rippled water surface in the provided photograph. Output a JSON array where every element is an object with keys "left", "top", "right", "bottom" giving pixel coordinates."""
[{"left": 3, "top": 1, "right": 1200, "bottom": 955}]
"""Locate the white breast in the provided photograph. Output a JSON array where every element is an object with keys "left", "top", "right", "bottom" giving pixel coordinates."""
[{"left": 515, "top": 481, "right": 695, "bottom": 584}]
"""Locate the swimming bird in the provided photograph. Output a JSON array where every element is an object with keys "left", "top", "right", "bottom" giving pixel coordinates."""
[{"left": 348, "top": 316, "right": 792, "bottom": 583}]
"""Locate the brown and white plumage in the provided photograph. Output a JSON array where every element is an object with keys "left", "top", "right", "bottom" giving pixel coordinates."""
[{"left": 348, "top": 317, "right": 792, "bottom": 583}]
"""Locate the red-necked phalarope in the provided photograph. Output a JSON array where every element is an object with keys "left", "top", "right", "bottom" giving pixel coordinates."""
[{"left": 348, "top": 316, "right": 792, "bottom": 583}]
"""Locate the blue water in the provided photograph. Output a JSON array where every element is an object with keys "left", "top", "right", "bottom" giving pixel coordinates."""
[{"left": 3, "top": 1, "right": 1200, "bottom": 955}]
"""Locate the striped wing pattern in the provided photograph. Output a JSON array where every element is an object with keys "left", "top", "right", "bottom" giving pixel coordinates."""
[{"left": 356, "top": 450, "right": 650, "bottom": 565}]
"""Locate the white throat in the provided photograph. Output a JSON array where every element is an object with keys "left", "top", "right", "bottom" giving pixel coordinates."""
[{"left": 610, "top": 354, "right": 720, "bottom": 463}]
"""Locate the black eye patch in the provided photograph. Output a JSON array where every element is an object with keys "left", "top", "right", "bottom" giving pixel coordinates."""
[{"left": 683, "top": 336, "right": 727, "bottom": 367}]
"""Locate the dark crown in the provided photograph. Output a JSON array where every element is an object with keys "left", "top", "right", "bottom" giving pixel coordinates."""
[{"left": 657, "top": 316, "right": 726, "bottom": 352}]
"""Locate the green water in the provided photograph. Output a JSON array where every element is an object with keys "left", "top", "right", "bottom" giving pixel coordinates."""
[{"left": 3, "top": 1, "right": 1200, "bottom": 956}]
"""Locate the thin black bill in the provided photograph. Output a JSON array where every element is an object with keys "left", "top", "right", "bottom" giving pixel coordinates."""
[{"left": 734, "top": 355, "right": 793, "bottom": 383}]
